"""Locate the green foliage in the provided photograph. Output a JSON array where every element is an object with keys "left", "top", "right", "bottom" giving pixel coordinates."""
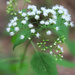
[
  {"left": 31, "top": 52, "right": 58, "bottom": 75},
  {"left": 66, "top": 40, "right": 75, "bottom": 56},
  {"left": 54, "top": 15, "right": 69, "bottom": 37},
  {"left": 13, "top": 29, "right": 31, "bottom": 50},
  {"left": 56, "top": 58, "right": 75, "bottom": 68}
]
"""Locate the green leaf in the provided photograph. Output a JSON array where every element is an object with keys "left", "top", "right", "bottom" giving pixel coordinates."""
[
  {"left": 31, "top": 52, "right": 58, "bottom": 75},
  {"left": 56, "top": 16, "right": 69, "bottom": 37},
  {"left": 66, "top": 39, "right": 75, "bottom": 56},
  {"left": 13, "top": 29, "right": 31, "bottom": 50},
  {"left": 11, "top": 34, "right": 18, "bottom": 44},
  {"left": 56, "top": 58, "right": 75, "bottom": 68}
]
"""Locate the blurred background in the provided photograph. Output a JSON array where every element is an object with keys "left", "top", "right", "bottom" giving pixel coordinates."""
[{"left": 0, "top": 0, "right": 75, "bottom": 75}]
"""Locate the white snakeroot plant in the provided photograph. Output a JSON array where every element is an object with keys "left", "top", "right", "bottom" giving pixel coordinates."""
[{"left": 6, "top": 4, "right": 75, "bottom": 61}]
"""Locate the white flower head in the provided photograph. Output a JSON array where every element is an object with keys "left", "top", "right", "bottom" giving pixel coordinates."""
[
  {"left": 6, "top": 28, "right": 10, "bottom": 32},
  {"left": 21, "top": 20, "right": 26, "bottom": 24},
  {"left": 46, "top": 30, "right": 52, "bottom": 35},
  {"left": 45, "top": 21, "right": 49, "bottom": 25},
  {"left": 15, "top": 27, "right": 19, "bottom": 32},
  {"left": 58, "top": 9, "right": 63, "bottom": 14},
  {"left": 18, "top": 10, "right": 22, "bottom": 14},
  {"left": 55, "top": 26, "right": 59, "bottom": 31},
  {"left": 13, "top": 22, "right": 17, "bottom": 26},
  {"left": 10, "top": 32, "right": 14, "bottom": 36},
  {"left": 25, "top": 17, "right": 28, "bottom": 21},
  {"left": 13, "top": 17, "right": 18, "bottom": 21},
  {"left": 6, "top": 1, "right": 11, "bottom": 5},
  {"left": 40, "top": 20, "right": 45, "bottom": 24},
  {"left": 70, "top": 22, "right": 74, "bottom": 27},
  {"left": 36, "top": 33, "right": 40, "bottom": 38},
  {"left": 22, "top": 13, "right": 26, "bottom": 17},
  {"left": 8, "top": 23, "right": 12, "bottom": 27},
  {"left": 35, "top": 15, "right": 39, "bottom": 20},
  {"left": 50, "top": 51, "right": 53, "bottom": 55},
  {"left": 60, "top": 47, "right": 64, "bottom": 53},
  {"left": 28, "top": 23, "right": 34, "bottom": 28},
  {"left": 64, "top": 22, "right": 68, "bottom": 26},
  {"left": 31, "top": 29, "right": 35, "bottom": 33},
  {"left": 36, "top": 10, "right": 41, "bottom": 14},
  {"left": 20, "top": 35, "right": 25, "bottom": 39}
]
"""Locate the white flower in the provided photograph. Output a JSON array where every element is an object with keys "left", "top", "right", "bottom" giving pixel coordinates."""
[
  {"left": 28, "top": 23, "right": 34, "bottom": 28},
  {"left": 36, "top": 33, "right": 40, "bottom": 38},
  {"left": 36, "top": 10, "right": 41, "bottom": 14},
  {"left": 31, "top": 29, "right": 35, "bottom": 33},
  {"left": 6, "top": 28, "right": 10, "bottom": 32},
  {"left": 35, "top": 15, "right": 39, "bottom": 20},
  {"left": 6, "top": 1, "right": 10, "bottom": 5},
  {"left": 41, "top": 7, "right": 46, "bottom": 11},
  {"left": 50, "top": 51, "right": 53, "bottom": 55},
  {"left": 13, "top": 17, "right": 18, "bottom": 21},
  {"left": 8, "top": 23, "right": 12, "bottom": 27},
  {"left": 58, "top": 45, "right": 61, "bottom": 48},
  {"left": 58, "top": 9, "right": 63, "bottom": 14},
  {"left": 28, "top": 37, "right": 31, "bottom": 40},
  {"left": 15, "top": 27, "right": 19, "bottom": 32},
  {"left": 52, "top": 5, "right": 59, "bottom": 10},
  {"left": 10, "top": 32, "right": 14, "bottom": 36},
  {"left": 60, "top": 47, "right": 64, "bottom": 53},
  {"left": 27, "top": 5, "right": 37, "bottom": 10},
  {"left": 27, "top": 11, "right": 35, "bottom": 16},
  {"left": 53, "top": 15, "right": 57, "bottom": 19},
  {"left": 25, "top": 17, "right": 28, "bottom": 21},
  {"left": 21, "top": 20, "right": 26, "bottom": 24},
  {"left": 22, "top": 13, "right": 26, "bottom": 17},
  {"left": 64, "top": 22, "right": 68, "bottom": 26},
  {"left": 13, "top": 22, "right": 17, "bottom": 26},
  {"left": 43, "top": 12, "right": 48, "bottom": 17},
  {"left": 45, "top": 21, "right": 49, "bottom": 25},
  {"left": 70, "top": 22, "right": 74, "bottom": 27},
  {"left": 18, "top": 10, "right": 22, "bottom": 14},
  {"left": 10, "top": 19, "right": 15, "bottom": 23},
  {"left": 20, "top": 35, "right": 25, "bottom": 39},
  {"left": 46, "top": 30, "right": 52, "bottom": 35},
  {"left": 55, "top": 26, "right": 59, "bottom": 31},
  {"left": 40, "top": 20, "right": 45, "bottom": 24}
]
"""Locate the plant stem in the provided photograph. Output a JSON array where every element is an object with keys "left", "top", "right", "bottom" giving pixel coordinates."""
[
  {"left": 20, "top": 40, "right": 30, "bottom": 68},
  {"left": 31, "top": 41, "right": 38, "bottom": 53}
]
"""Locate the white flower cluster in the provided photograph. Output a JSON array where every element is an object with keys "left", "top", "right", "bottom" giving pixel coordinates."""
[
  {"left": 6, "top": 17, "right": 19, "bottom": 36},
  {"left": 52, "top": 5, "right": 75, "bottom": 27},
  {"left": 6, "top": 4, "right": 75, "bottom": 40}
]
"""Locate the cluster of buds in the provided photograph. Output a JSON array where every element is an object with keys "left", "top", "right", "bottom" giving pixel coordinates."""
[
  {"left": 6, "top": 0, "right": 17, "bottom": 15},
  {"left": 37, "top": 36, "right": 66, "bottom": 60}
]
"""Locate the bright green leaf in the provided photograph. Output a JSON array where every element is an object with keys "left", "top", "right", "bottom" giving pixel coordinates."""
[
  {"left": 13, "top": 29, "right": 31, "bottom": 50},
  {"left": 31, "top": 52, "right": 58, "bottom": 75},
  {"left": 56, "top": 58, "right": 75, "bottom": 68}
]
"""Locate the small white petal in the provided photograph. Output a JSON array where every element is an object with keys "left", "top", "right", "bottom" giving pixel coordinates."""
[
  {"left": 40, "top": 20, "right": 45, "bottom": 24},
  {"left": 55, "top": 26, "right": 59, "bottom": 31},
  {"left": 20, "top": 35, "right": 25, "bottom": 39},
  {"left": 28, "top": 23, "right": 34, "bottom": 28},
  {"left": 10, "top": 32, "right": 14, "bottom": 36},
  {"left": 36, "top": 33, "right": 40, "bottom": 38},
  {"left": 35, "top": 15, "right": 39, "bottom": 20},
  {"left": 22, "top": 13, "right": 26, "bottom": 17},
  {"left": 6, "top": 28, "right": 10, "bottom": 32},
  {"left": 46, "top": 30, "right": 52, "bottom": 35},
  {"left": 31, "top": 29, "right": 35, "bottom": 33},
  {"left": 15, "top": 27, "right": 19, "bottom": 32}
]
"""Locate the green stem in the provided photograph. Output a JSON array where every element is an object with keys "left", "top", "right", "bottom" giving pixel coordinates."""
[
  {"left": 20, "top": 40, "right": 30, "bottom": 68},
  {"left": 31, "top": 41, "right": 38, "bottom": 53}
]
